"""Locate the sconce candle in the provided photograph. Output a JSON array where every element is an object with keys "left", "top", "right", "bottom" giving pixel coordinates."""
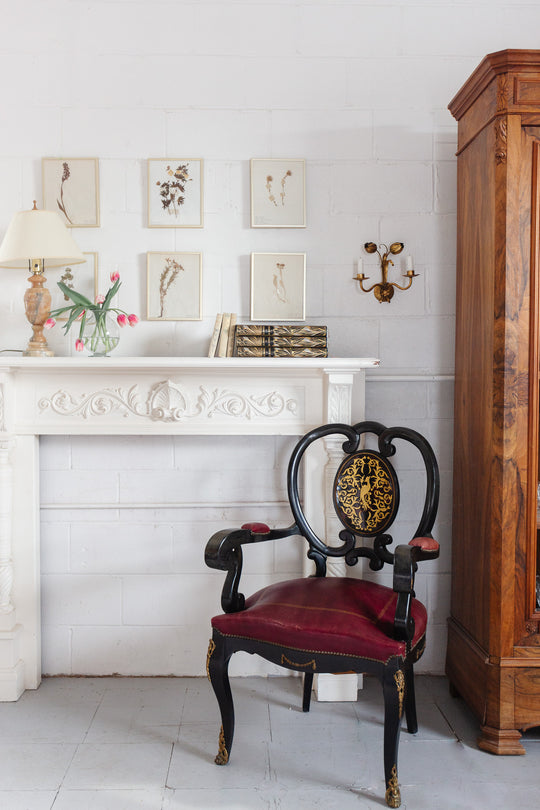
[
  {"left": 354, "top": 241, "right": 419, "bottom": 303},
  {"left": 355, "top": 258, "right": 363, "bottom": 279}
]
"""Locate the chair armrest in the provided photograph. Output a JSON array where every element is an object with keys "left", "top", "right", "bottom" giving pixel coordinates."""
[
  {"left": 205, "top": 523, "right": 298, "bottom": 614},
  {"left": 392, "top": 536, "right": 438, "bottom": 643},
  {"left": 392, "top": 544, "right": 415, "bottom": 642}
]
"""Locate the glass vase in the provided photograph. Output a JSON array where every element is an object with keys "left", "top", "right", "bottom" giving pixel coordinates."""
[{"left": 82, "top": 311, "right": 120, "bottom": 357}]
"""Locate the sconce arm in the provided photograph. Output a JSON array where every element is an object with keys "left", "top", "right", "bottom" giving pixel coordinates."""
[
  {"left": 391, "top": 272, "right": 419, "bottom": 292},
  {"left": 356, "top": 276, "right": 378, "bottom": 294}
]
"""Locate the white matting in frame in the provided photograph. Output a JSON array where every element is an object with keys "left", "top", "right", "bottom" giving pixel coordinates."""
[
  {"left": 42, "top": 158, "right": 100, "bottom": 227},
  {"left": 250, "top": 252, "right": 306, "bottom": 321},
  {"left": 147, "top": 251, "right": 202, "bottom": 320},
  {"left": 147, "top": 159, "right": 204, "bottom": 228},
  {"left": 250, "top": 158, "right": 306, "bottom": 228},
  {"left": 48, "top": 252, "right": 98, "bottom": 321}
]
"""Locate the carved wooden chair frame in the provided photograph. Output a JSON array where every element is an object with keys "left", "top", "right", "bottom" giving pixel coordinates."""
[{"left": 205, "top": 421, "right": 440, "bottom": 808}]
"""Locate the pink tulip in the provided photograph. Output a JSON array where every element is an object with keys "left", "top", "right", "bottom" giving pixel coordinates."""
[
  {"left": 110, "top": 271, "right": 120, "bottom": 283},
  {"left": 117, "top": 313, "right": 128, "bottom": 327},
  {"left": 95, "top": 294, "right": 105, "bottom": 304},
  {"left": 128, "top": 314, "right": 139, "bottom": 327},
  {"left": 44, "top": 318, "right": 56, "bottom": 329},
  {"left": 75, "top": 339, "right": 84, "bottom": 352},
  {"left": 77, "top": 309, "right": 86, "bottom": 320}
]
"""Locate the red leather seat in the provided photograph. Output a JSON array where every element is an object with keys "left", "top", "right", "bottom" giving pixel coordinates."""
[{"left": 213, "top": 577, "right": 427, "bottom": 664}]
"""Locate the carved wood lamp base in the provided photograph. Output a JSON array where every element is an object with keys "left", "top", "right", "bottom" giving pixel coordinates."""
[
  {"left": 23, "top": 344, "right": 54, "bottom": 358},
  {"left": 23, "top": 267, "right": 54, "bottom": 358}
]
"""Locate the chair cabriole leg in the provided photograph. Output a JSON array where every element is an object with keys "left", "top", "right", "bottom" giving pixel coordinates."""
[
  {"left": 403, "top": 662, "right": 418, "bottom": 734},
  {"left": 382, "top": 667, "right": 404, "bottom": 808},
  {"left": 302, "top": 672, "right": 314, "bottom": 712},
  {"left": 206, "top": 635, "right": 234, "bottom": 765}
]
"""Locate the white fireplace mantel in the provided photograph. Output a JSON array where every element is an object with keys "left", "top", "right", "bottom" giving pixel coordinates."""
[{"left": 0, "top": 356, "right": 378, "bottom": 700}]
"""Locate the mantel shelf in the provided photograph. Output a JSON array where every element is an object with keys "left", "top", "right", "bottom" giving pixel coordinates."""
[{"left": 0, "top": 356, "right": 379, "bottom": 371}]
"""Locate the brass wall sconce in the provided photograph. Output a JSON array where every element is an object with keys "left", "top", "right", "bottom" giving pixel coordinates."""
[{"left": 354, "top": 241, "right": 418, "bottom": 303}]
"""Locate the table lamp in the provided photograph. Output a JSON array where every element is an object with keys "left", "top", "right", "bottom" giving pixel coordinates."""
[{"left": 0, "top": 201, "right": 85, "bottom": 356}]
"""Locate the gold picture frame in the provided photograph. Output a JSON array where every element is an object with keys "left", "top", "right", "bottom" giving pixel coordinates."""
[
  {"left": 250, "top": 252, "right": 306, "bottom": 321},
  {"left": 42, "top": 158, "right": 100, "bottom": 227},
  {"left": 147, "top": 159, "right": 204, "bottom": 228},
  {"left": 250, "top": 158, "right": 306, "bottom": 228},
  {"left": 146, "top": 251, "right": 202, "bottom": 320}
]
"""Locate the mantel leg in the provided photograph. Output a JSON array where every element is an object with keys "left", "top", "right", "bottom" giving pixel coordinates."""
[
  {"left": 11, "top": 435, "right": 41, "bottom": 696},
  {"left": 0, "top": 436, "right": 24, "bottom": 700},
  {"left": 314, "top": 369, "right": 365, "bottom": 702}
]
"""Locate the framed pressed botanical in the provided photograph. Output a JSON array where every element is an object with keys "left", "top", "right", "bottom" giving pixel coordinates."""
[
  {"left": 48, "top": 252, "right": 98, "bottom": 321},
  {"left": 42, "top": 158, "right": 100, "bottom": 227},
  {"left": 147, "top": 159, "right": 204, "bottom": 228},
  {"left": 147, "top": 251, "right": 202, "bottom": 321},
  {"left": 250, "top": 158, "right": 306, "bottom": 228},
  {"left": 250, "top": 252, "right": 306, "bottom": 321}
]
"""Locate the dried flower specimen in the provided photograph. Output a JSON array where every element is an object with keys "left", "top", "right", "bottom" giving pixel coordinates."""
[
  {"left": 265, "top": 175, "right": 277, "bottom": 206},
  {"left": 280, "top": 170, "right": 292, "bottom": 206},
  {"left": 60, "top": 266, "right": 75, "bottom": 300},
  {"left": 57, "top": 162, "right": 73, "bottom": 224},
  {"left": 156, "top": 164, "right": 191, "bottom": 217},
  {"left": 147, "top": 159, "right": 203, "bottom": 228},
  {"left": 43, "top": 158, "right": 100, "bottom": 227},
  {"left": 159, "top": 256, "right": 184, "bottom": 317},
  {"left": 273, "top": 262, "right": 287, "bottom": 303},
  {"left": 264, "top": 170, "right": 293, "bottom": 208},
  {"left": 250, "top": 252, "right": 305, "bottom": 320}
]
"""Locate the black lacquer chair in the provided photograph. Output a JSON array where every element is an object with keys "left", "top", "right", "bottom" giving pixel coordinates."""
[{"left": 205, "top": 421, "right": 439, "bottom": 808}]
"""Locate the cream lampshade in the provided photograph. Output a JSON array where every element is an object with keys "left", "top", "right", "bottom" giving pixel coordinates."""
[{"left": 0, "top": 201, "right": 85, "bottom": 356}]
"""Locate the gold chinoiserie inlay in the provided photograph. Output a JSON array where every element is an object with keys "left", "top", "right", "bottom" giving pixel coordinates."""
[{"left": 335, "top": 452, "right": 396, "bottom": 534}]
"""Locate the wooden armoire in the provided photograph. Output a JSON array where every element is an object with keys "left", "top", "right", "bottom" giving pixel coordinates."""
[{"left": 447, "top": 50, "right": 540, "bottom": 754}]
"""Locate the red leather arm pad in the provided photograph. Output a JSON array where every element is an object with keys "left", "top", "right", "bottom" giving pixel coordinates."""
[
  {"left": 241, "top": 522, "right": 271, "bottom": 534},
  {"left": 409, "top": 536, "right": 439, "bottom": 552}
]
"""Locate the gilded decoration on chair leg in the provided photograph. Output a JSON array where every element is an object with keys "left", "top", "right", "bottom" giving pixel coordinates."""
[
  {"left": 215, "top": 725, "right": 229, "bottom": 765},
  {"left": 413, "top": 636, "right": 426, "bottom": 661},
  {"left": 385, "top": 765, "right": 401, "bottom": 808},
  {"left": 394, "top": 670, "right": 405, "bottom": 717},
  {"left": 206, "top": 639, "right": 216, "bottom": 680}
]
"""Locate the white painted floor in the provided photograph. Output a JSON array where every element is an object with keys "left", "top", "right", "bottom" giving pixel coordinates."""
[{"left": 0, "top": 675, "right": 538, "bottom": 809}]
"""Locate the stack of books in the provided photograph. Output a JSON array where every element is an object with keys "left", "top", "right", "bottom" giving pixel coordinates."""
[
  {"left": 207, "top": 313, "right": 238, "bottom": 357},
  {"left": 233, "top": 324, "right": 328, "bottom": 357}
]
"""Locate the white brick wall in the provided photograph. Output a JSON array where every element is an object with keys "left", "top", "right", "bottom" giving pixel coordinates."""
[
  {"left": 2, "top": 0, "right": 536, "bottom": 676},
  {"left": 40, "top": 435, "right": 298, "bottom": 676}
]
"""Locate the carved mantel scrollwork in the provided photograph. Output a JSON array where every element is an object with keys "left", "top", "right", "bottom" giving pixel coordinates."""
[
  {"left": 38, "top": 386, "right": 144, "bottom": 420},
  {"left": 38, "top": 379, "right": 299, "bottom": 423}
]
